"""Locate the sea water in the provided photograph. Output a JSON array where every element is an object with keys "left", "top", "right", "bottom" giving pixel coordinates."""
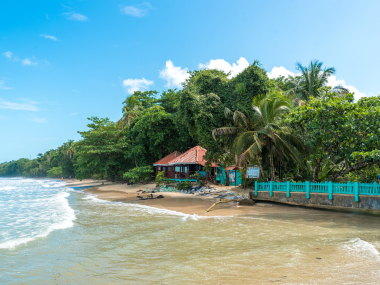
[{"left": 1, "top": 177, "right": 380, "bottom": 284}]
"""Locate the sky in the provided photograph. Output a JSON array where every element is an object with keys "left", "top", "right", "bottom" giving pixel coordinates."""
[{"left": 1, "top": 0, "right": 380, "bottom": 162}]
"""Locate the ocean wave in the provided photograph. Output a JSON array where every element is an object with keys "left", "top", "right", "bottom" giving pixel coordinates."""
[
  {"left": 343, "top": 238, "right": 380, "bottom": 261},
  {"left": 0, "top": 186, "right": 16, "bottom": 191},
  {"left": 0, "top": 186, "right": 76, "bottom": 250}
]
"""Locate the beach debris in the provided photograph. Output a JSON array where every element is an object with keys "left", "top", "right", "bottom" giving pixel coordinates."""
[
  {"left": 137, "top": 195, "right": 144, "bottom": 199},
  {"left": 156, "top": 195, "right": 164, "bottom": 198},
  {"left": 205, "top": 199, "right": 246, "bottom": 213}
]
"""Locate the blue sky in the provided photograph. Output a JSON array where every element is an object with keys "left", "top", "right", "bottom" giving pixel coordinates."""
[{"left": 1, "top": 0, "right": 380, "bottom": 162}]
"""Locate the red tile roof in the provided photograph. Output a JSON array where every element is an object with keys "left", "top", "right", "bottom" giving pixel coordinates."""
[
  {"left": 153, "top": 151, "right": 182, "bottom": 166},
  {"left": 224, "top": 166, "right": 239, "bottom": 171},
  {"left": 168, "top": 146, "right": 218, "bottom": 167}
]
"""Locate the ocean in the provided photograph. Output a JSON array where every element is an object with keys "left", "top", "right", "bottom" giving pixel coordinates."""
[{"left": 1, "top": 177, "right": 380, "bottom": 284}]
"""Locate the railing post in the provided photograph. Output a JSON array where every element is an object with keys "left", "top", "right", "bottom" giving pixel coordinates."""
[
  {"left": 255, "top": 181, "right": 258, "bottom": 196},
  {"left": 306, "top": 181, "right": 310, "bottom": 199},
  {"left": 347, "top": 181, "right": 351, "bottom": 195},
  {"left": 287, "top": 181, "right": 290, "bottom": 197},
  {"left": 354, "top": 182, "right": 359, "bottom": 202},
  {"left": 270, "top": 181, "right": 273, "bottom": 196},
  {"left": 328, "top": 181, "right": 333, "bottom": 200}
]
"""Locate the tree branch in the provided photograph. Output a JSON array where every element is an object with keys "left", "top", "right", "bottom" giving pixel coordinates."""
[{"left": 328, "top": 161, "right": 375, "bottom": 181}]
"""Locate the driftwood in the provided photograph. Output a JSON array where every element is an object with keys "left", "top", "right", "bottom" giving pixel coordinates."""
[
  {"left": 132, "top": 195, "right": 164, "bottom": 202},
  {"left": 205, "top": 199, "right": 241, "bottom": 213}
]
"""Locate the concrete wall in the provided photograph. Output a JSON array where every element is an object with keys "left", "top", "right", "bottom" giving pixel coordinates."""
[{"left": 249, "top": 191, "right": 380, "bottom": 210}]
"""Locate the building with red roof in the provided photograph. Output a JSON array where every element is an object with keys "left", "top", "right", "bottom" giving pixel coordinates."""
[{"left": 153, "top": 146, "right": 219, "bottom": 183}]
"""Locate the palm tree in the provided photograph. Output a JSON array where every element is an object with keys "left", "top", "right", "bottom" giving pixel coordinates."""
[
  {"left": 289, "top": 60, "right": 348, "bottom": 101},
  {"left": 65, "top": 139, "right": 76, "bottom": 159},
  {"left": 213, "top": 90, "right": 305, "bottom": 180},
  {"left": 117, "top": 95, "right": 143, "bottom": 127}
]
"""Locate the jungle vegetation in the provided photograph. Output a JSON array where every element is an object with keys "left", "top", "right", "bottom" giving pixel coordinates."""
[{"left": 1, "top": 60, "right": 380, "bottom": 183}]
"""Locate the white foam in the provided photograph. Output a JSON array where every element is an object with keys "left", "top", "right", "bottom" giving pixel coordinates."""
[
  {"left": 80, "top": 192, "right": 203, "bottom": 220},
  {"left": 0, "top": 179, "right": 76, "bottom": 250},
  {"left": 344, "top": 238, "right": 380, "bottom": 261},
  {"left": 0, "top": 186, "right": 16, "bottom": 191}
]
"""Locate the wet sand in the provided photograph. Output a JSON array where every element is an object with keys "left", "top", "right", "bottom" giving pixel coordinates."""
[{"left": 64, "top": 179, "right": 255, "bottom": 216}]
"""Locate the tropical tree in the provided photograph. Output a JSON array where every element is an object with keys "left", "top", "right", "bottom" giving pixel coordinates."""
[
  {"left": 117, "top": 95, "right": 144, "bottom": 127},
  {"left": 288, "top": 60, "right": 348, "bottom": 101},
  {"left": 64, "top": 139, "right": 76, "bottom": 159},
  {"left": 213, "top": 90, "right": 305, "bottom": 180},
  {"left": 286, "top": 90, "right": 380, "bottom": 181}
]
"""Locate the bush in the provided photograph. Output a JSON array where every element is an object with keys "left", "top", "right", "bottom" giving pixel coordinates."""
[
  {"left": 123, "top": 166, "right": 153, "bottom": 183},
  {"left": 175, "top": 180, "right": 191, "bottom": 190},
  {"left": 156, "top": 170, "right": 165, "bottom": 186},
  {"left": 47, "top": 167, "right": 63, "bottom": 178},
  {"left": 190, "top": 171, "right": 205, "bottom": 186}
]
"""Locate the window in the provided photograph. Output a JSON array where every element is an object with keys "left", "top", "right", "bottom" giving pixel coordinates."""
[
  {"left": 158, "top": 166, "right": 161, "bottom": 170},
  {"left": 175, "top": 166, "right": 180, "bottom": 172},
  {"left": 168, "top": 167, "right": 171, "bottom": 171},
  {"left": 163, "top": 167, "right": 166, "bottom": 171},
  {"left": 184, "top": 167, "right": 188, "bottom": 173}
]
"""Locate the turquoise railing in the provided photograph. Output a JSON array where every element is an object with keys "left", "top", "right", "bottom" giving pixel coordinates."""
[{"left": 254, "top": 181, "right": 380, "bottom": 202}]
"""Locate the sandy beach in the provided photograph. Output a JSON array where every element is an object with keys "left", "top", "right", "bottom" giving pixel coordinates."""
[{"left": 64, "top": 179, "right": 257, "bottom": 216}]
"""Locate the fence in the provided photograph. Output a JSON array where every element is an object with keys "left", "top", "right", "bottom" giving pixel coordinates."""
[{"left": 254, "top": 181, "right": 380, "bottom": 202}]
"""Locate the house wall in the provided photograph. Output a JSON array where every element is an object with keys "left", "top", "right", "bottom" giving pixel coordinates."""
[{"left": 216, "top": 167, "right": 242, "bottom": 186}]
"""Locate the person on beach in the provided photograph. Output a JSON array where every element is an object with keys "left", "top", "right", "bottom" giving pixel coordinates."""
[
  {"left": 378, "top": 173, "right": 380, "bottom": 184},
  {"left": 267, "top": 174, "right": 272, "bottom": 182}
]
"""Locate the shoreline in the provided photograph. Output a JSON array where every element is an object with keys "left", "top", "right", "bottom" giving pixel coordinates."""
[{"left": 64, "top": 179, "right": 257, "bottom": 216}]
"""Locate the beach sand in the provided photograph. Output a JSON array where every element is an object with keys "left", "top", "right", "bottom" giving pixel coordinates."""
[{"left": 64, "top": 179, "right": 256, "bottom": 216}]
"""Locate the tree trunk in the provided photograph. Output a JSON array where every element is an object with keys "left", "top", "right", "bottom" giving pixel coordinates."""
[
  {"left": 255, "top": 153, "right": 264, "bottom": 179},
  {"left": 269, "top": 145, "right": 276, "bottom": 181},
  {"left": 224, "top": 170, "right": 230, "bottom": 186},
  {"left": 312, "top": 159, "right": 321, "bottom": 182}
]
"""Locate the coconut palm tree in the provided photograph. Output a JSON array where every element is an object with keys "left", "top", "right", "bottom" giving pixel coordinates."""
[
  {"left": 213, "top": 90, "right": 305, "bottom": 180},
  {"left": 289, "top": 60, "right": 348, "bottom": 101},
  {"left": 64, "top": 139, "right": 76, "bottom": 159},
  {"left": 117, "top": 95, "right": 143, "bottom": 127}
]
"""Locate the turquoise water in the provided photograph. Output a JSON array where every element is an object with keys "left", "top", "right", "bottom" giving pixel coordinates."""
[{"left": 2, "top": 177, "right": 380, "bottom": 284}]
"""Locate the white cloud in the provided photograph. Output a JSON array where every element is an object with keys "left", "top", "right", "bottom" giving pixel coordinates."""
[
  {"left": 40, "top": 34, "right": 58, "bottom": 41},
  {"left": 327, "top": 76, "right": 366, "bottom": 100},
  {"left": 3, "top": 51, "right": 12, "bottom": 59},
  {"left": 0, "top": 98, "right": 39, "bottom": 111},
  {"left": 0, "top": 80, "right": 14, "bottom": 90},
  {"left": 21, "top": 58, "right": 37, "bottom": 66},
  {"left": 120, "top": 3, "right": 151, "bottom": 17},
  {"left": 122, "top": 78, "right": 154, "bottom": 94},
  {"left": 70, "top": 112, "right": 78, "bottom": 116},
  {"left": 65, "top": 12, "right": 88, "bottom": 21},
  {"left": 267, "top": 66, "right": 297, "bottom": 79},
  {"left": 159, "top": 60, "right": 190, "bottom": 88},
  {"left": 199, "top": 57, "right": 249, "bottom": 79}
]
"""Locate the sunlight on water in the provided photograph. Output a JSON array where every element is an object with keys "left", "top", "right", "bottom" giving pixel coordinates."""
[{"left": 1, "top": 178, "right": 380, "bottom": 284}]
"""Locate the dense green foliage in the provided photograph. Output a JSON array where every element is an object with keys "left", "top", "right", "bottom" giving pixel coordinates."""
[
  {"left": 2, "top": 60, "right": 380, "bottom": 184},
  {"left": 123, "top": 166, "right": 153, "bottom": 183},
  {"left": 175, "top": 180, "right": 191, "bottom": 190},
  {"left": 286, "top": 90, "right": 380, "bottom": 181},
  {"left": 155, "top": 171, "right": 165, "bottom": 186}
]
